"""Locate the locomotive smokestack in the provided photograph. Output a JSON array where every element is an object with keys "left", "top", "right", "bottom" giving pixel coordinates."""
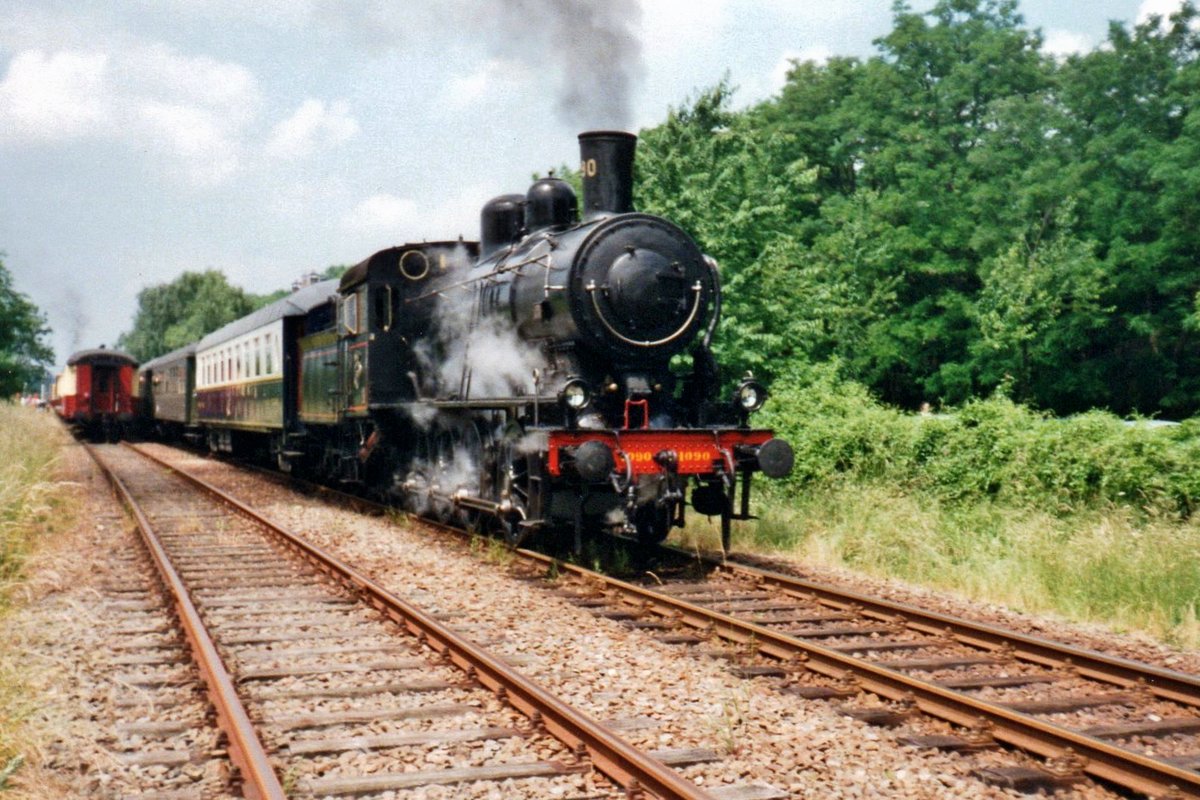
[{"left": 579, "top": 130, "right": 636, "bottom": 218}]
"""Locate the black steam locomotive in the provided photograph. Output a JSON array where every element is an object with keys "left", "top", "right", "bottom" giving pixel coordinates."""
[{"left": 139, "top": 131, "right": 793, "bottom": 549}]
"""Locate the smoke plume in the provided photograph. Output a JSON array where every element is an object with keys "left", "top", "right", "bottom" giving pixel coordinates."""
[
  {"left": 315, "top": 0, "right": 645, "bottom": 130},
  {"left": 489, "top": 0, "right": 645, "bottom": 130}
]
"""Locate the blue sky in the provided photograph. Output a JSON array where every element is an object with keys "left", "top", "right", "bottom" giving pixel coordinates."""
[{"left": 0, "top": 0, "right": 1178, "bottom": 367}]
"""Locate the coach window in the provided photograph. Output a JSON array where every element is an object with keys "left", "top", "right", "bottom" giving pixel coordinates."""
[
  {"left": 343, "top": 292, "right": 359, "bottom": 335},
  {"left": 265, "top": 333, "right": 274, "bottom": 375}
]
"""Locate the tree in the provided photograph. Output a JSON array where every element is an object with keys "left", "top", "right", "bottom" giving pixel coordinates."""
[
  {"left": 0, "top": 254, "right": 53, "bottom": 396},
  {"left": 119, "top": 271, "right": 259, "bottom": 362},
  {"left": 623, "top": 1, "right": 1200, "bottom": 415},
  {"left": 972, "top": 203, "right": 1108, "bottom": 405},
  {"left": 1053, "top": 2, "right": 1200, "bottom": 413},
  {"left": 636, "top": 81, "right": 817, "bottom": 379}
]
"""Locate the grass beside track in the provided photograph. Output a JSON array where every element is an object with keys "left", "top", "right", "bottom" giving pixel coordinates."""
[
  {"left": 0, "top": 404, "right": 78, "bottom": 790},
  {"left": 677, "top": 483, "right": 1200, "bottom": 650}
]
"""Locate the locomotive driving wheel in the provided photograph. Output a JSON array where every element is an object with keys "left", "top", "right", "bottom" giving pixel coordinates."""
[{"left": 495, "top": 425, "right": 535, "bottom": 547}]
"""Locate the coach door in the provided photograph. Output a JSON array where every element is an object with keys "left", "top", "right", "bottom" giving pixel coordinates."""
[
  {"left": 339, "top": 288, "right": 369, "bottom": 416},
  {"left": 93, "top": 366, "right": 118, "bottom": 414}
]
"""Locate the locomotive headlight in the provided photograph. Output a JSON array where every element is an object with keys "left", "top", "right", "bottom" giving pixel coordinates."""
[
  {"left": 560, "top": 378, "right": 592, "bottom": 411},
  {"left": 735, "top": 379, "right": 767, "bottom": 412}
]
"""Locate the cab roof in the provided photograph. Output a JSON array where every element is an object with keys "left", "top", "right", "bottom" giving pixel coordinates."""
[{"left": 66, "top": 348, "right": 137, "bottom": 367}]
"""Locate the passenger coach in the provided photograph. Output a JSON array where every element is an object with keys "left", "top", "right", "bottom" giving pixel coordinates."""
[
  {"left": 51, "top": 347, "right": 139, "bottom": 440},
  {"left": 193, "top": 280, "right": 338, "bottom": 457}
]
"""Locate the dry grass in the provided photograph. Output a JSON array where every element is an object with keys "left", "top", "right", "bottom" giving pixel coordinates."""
[
  {"left": 0, "top": 404, "right": 81, "bottom": 791},
  {"left": 677, "top": 482, "right": 1200, "bottom": 649}
]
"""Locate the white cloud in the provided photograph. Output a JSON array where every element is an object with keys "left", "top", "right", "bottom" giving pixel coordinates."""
[
  {"left": 0, "top": 50, "right": 111, "bottom": 142},
  {"left": 0, "top": 44, "right": 261, "bottom": 185},
  {"left": 1137, "top": 0, "right": 1184, "bottom": 24},
  {"left": 1042, "top": 29, "right": 1092, "bottom": 58},
  {"left": 771, "top": 46, "right": 832, "bottom": 87},
  {"left": 732, "top": 46, "right": 833, "bottom": 107},
  {"left": 138, "top": 102, "right": 241, "bottom": 184},
  {"left": 638, "top": 0, "right": 727, "bottom": 57},
  {"left": 344, "top": 193, "right": 419, "bottom": 233},
  {"left": 342, "top": 183, "right": 493, "bottom": 243},
  {"left": 447, "top": 59, "right": 502, "bottom": 109},
  {"left": 444, "top": 58, "right": 534, "bottom": 111},
  {"left": 266, "top": 98, "right": 359, "bottom": 159}
]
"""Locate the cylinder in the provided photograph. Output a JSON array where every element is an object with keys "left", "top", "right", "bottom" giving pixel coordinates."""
[{"left": 579, "top": 130, "right": 636, "bottom": 218}]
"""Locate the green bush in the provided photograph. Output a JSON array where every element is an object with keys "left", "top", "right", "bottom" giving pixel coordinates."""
[{"left": 761, "top": 364, "right": 1199, "bottom": 517}]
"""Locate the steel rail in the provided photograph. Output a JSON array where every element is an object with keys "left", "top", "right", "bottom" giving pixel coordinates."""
[
  {"left": 126, "top": 443, "right": 712, "bottom": 800},
  {"left": 85, "top": 444, "right": 286, "bottom": 800},
  {"left": 511, "top": 547, "right": 1200, "bottom": 799},
  {"left": 715, "top": 558, "right": 1200, "bottom": 708}
]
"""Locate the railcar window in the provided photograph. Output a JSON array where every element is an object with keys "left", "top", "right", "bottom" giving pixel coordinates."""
[
  {"left": 265, "top": 333, "right": 274, "bottom": 375},
  {"left": 343, "top": 293, "right": 359, "bottom": 335}
]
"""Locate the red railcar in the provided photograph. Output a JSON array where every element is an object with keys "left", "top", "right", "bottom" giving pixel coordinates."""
[{"left": 52, "top": 348, "right": 139, "bottom": 440}]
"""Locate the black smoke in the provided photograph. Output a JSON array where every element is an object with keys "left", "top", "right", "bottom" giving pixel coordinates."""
[
  {"left": 315, "top": 0, "right": 645, "bottom": 130},
  {"left": 490, "top": 0, "right": 645, "bottom": 130}
]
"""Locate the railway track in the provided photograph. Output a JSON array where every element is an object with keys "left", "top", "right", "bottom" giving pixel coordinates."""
[
  {"left": 540, "top": 557, "right": 1200, "bottom": 798},
  {"left": 86, "top": 442, "right": 718, "bottom": 799},
  {"left": 202, "top": 447, "right": 1200, "bottom": 798},
  {"left": 86, "top": 509, "right": 239, "bottom": 799}
]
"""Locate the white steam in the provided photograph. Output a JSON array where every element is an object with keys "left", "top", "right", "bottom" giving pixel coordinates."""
[{"left": 415, "top": 282, "right": 548, "bottom": 401}]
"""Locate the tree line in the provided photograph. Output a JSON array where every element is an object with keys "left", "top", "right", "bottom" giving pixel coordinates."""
[
  {"left": 116, "top": 265, "right": 347, "bottom": 362},
  {"left": 635, "top": 0, "right": 1200, "bottom": 417},
  {"left": 4, "top": 0, "right": 1197, "bottom": 417}
]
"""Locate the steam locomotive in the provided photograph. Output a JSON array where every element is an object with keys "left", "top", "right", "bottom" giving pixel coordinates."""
[{"left": 137, "top": 131, "right": 793, "bottom": 549}]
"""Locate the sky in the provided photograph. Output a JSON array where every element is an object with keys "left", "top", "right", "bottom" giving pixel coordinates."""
[{"left": 0, "top": 0, "right": 1184, "bottom": 369}]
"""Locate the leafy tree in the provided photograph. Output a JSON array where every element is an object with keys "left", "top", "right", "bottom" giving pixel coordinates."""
[
  {"left": 119, "top": 271, "right": 258, "bottom": 362},
  {"left": 629, "top": 0, "right": 1200, "bottom": 416},
  {"left": 636, "top": 81, "right": 817, "bottom": 379},
  {"left": 972, "top": 203, "right": 1108, "bottom": 404},
  {"left": 1053, "top": 3, "right": 1200, "bottom": 413},
  {"left": 0, "top": 254, "right": 53, "bottom": 396}
]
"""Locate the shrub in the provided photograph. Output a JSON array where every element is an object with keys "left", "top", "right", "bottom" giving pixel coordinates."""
[{"left": 761, "top": 364, "right": 1199, "bottom": 517}]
